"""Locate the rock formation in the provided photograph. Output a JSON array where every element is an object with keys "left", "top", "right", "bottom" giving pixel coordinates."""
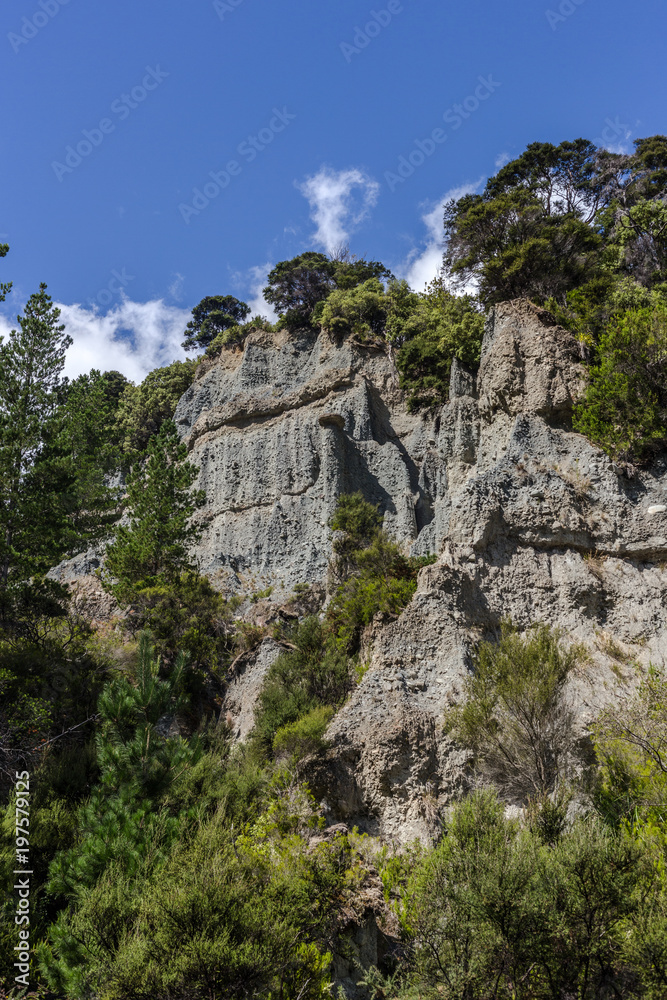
[{"left": 182, "top": 300, "right": 667, "bottom": 843}]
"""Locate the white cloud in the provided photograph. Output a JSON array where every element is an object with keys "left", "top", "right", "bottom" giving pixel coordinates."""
[
  {"left": 57, "top": 298, "right": 191, "bottom": 382},
  {"left": 168, "top": 272, "right": 186, "bottom": 301},
  {"left": 0, "top": 298, "right": 191, "bottom": 383},
  {"left": 400, "top": 180, "right": 484, "bottom": 292},
  {"left": 297, "top": 166, "right": 380, "bottom": 252},
  {"left": 244, "top": 263, "right": 278, "bottom": 322},
  {"left": 495, "top": 152, "right": 510, "bottom": 169}
]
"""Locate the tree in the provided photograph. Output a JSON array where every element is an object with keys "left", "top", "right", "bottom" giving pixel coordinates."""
[
  {"left": 38, "top": 634, "right": 201, "bottom": 997},
  {"left": 46, "top": 369, "right": 130, "bottom": 541},
  {"left": 103, "top": 419, "right": 206, "bottom": 604},
  {"left": 573, "top": 304, "right": 667, "bottom": 463},
  {"left": 443, "top": 140, "right": 608, "bottom": 304},
  {"left": 0, "top": 284, "right": 74, "bottom": 591},
  {"left": 115, "top": 359, "right": 197, "bottom": 455},
  {"left": 264, "top": 252, "right": 337, "bottom": 329},
  {"left": 446, "top": 622, "right": 583, "bottom": 801},
  {"left": 264, "top": 251, "right": 394, "bottom": 330},
  {"left": 181, "top": 295, "right": 250, "bottom": 352},
  {"left": 387, "top": 277, "right": 485, "bottom": 411}
]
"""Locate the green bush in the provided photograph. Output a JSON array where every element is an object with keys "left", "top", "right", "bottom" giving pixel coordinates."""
[
  {"left": 402, "top": 790, "right": 658, "bottom": 1000},
  {"left": 573, "top": 305, "right": 667, "bottom": 463},
  {"left": 387, "top": 278, "right": 485, "bottom": 412},
  {"left": 318, "top": 278, "right": 387, "bottom": 340},
  {"left": 253, "top": 617, "right": 351, "bottom": 759},
  {"left": 45, "top": 817, "right": 333, "bottom": 1000},
  {"left": 327, "top": 494, "right": 433, "bottom": 654},
  {"left": 446, "top": 622, "right": 583, "bottom": 801},
  {"left": 204, "top": 316, "right": 275, "bottom": 358},
  {"left": 273, "top": 705, "right": 334, "bottom": 763}
]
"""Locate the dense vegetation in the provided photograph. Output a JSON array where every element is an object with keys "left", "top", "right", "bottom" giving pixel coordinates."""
[{"left": 1, "top": 132, "right": 667, "bottom": 998}]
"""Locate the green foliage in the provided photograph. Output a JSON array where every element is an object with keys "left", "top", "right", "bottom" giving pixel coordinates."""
[
  {"left": 204, "top": 315, "right": 275, "bottom": 357},
  {"left": 329, "top": 490, "right": 383, "bottom": 578},
  {"left": 593, "top": 662, "right": 667, "bottom": 828},
  {"left": 319, "top": 277, "right": 387, "bottom": 340},
  {"left": 402, "top": 789, "right": 658, "bottom": 1000},
  {"left": 49, "top": 369, "right": 130, "bottom": 541},
  {"left": 103, "top": 419, "right": 206, "bottom": 603},
  {"left": 264, "top": 251, "right": 393, "bottom": 330},
  {"left": 253, "top": 617, "right": 351, "bottom": 760},
  {"left": 446, "top": 622, "right": 583, "bottom": 800},
  {"left": 0, "top": 285, "right": 75, "bottom": 592},
  {"left": 132, "top": 570, "right": 233, "bottom": 684},
  {"left": 115, "top": 359, "right": 197, "bottom": 455},
  {"left": 264, "top": 252, "right": 337, "bottom": 329},
  {"left": 444, "top": 140, "right": 605, "bottom": 304},
  {"left": 38, "top": 635, "right": 202, "bottom": 995},
  {"left": 0, "top": 745, "right": 95, "bottom": 982},
  {"left": 327, "top": 493, "right": 433, "bottom": 655},
  {"left": 443, "top": 135, "right": 667, "bottom": 308},
  {"left": 387, "top": 277, "right": 484, "bottom": 411},
  {"left": 273, "top": 705, "right": 335, "bottom": 763},
  {"left": 0, "top": 241, "right": 10, "bottom": 304},
  {"left": 573, "top": 304, "right": 667, "bottom": 463},
  {"left": 181, "top": 294, "right": 250, "bottom": 352}
]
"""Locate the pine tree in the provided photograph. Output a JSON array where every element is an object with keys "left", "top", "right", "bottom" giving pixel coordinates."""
[
  {"left": 0, "top": 284, "right": 73, "bottom": 591},
  {"left": 103, "top": 419, "right": 206, "bottom": 603}
]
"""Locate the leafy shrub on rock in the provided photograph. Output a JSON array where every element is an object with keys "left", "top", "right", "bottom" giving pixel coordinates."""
[
  {"left": 327, "top": 493, "right": 433, "bottom": 654},
  {"left": 402, "top": 790, "right": 657, "bottom": 1000},
  {"left": 318, "top": 278, "right": 387, "bottom": 340},
  {"left": 387, "top": 278, "right": 485, "bottom": 411},
  {"left": 446, "top": 622, "right": 583, "bottom": 801},
  {"left": 573, "top": 304, "right": 667, "bottom": 463}
]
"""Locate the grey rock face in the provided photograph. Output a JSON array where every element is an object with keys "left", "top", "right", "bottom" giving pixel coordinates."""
[
  {"left": 177, "top": 300, "right": 667, "bottom": 843},
  {"left": 174, "top": 327, "right": 434, "bottom": 594},
  {"left": 314, "top": 301, "right": 667, "bottom": 842}
]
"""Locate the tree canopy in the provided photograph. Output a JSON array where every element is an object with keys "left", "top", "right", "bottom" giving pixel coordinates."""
[{"left": 182, "top": 294, "right": 250, "bottom": 351}]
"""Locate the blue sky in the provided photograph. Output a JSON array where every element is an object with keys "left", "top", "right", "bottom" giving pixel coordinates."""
[{"left": 0, "top": 0, "right": 664, "bottom": 379}]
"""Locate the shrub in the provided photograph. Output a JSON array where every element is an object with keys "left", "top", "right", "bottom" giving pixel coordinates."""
[
  {"left": 593, "top": 662, "right": 667, "bottom": 827},
  {"left": 403, "top": 790, "right": 656, "bottom": 1000},
  {"left": 273, "top": 705, "right": 334, "bottom": 763},
  {"left": 327, "top": 494, "right": 433, "bottom": 654},
  {"left": 573, "top": 304, "right": 667, "bottom": 463},
  {"left": 446, "top": 622, "right": 583, "bottom": 801},
  {"left": 253, "top": 618, "right": 351, "bottom": 759},
  {"left": 318, "top": 278, "right": 387, "bottom": 340},
  {"left": 387, "top": 278, "right": 485, "bottom": 412},
  {"left": 204, "top": 316, "right": 275, "bottom": 358}
]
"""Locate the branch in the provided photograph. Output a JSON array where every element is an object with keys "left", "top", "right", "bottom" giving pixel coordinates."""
[{"left": 0, "top": 714, "right": 100, "bottom": 757}]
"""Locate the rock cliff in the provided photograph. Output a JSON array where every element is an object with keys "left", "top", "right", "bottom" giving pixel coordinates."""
[{"left": 178, "top": 300, "right": 667, "bottom": 842}]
